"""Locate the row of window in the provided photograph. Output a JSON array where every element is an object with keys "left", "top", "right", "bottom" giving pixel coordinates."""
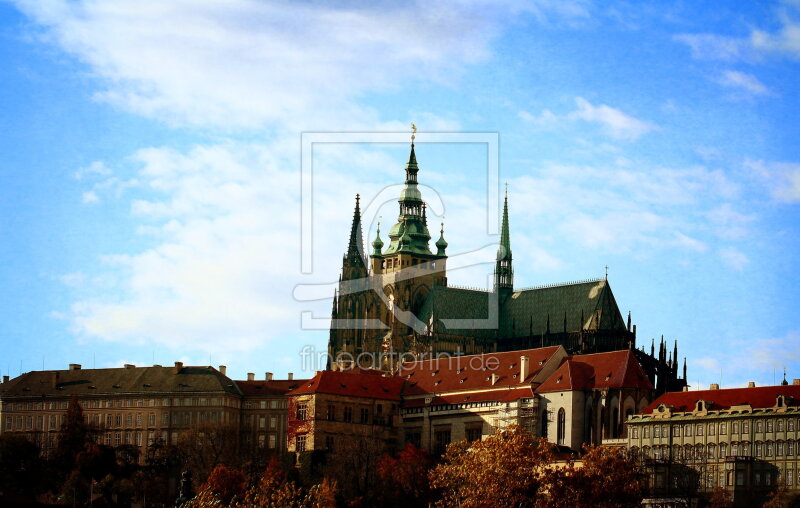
[
  {"left": 4, "top": 396, "right": 233, "bottom": 411},
  {"left": 3, "top": 410, "right": 229, "bottom": 431},
  {"left": 633, "top": 439, "right": 799, "bottom": 461},
  {"left": 242, "top": 399, "right": 286, "bottom": 410},
  {"left": 296, "top": 403, "right": 388, "bottom": 425},
  {"left": 631, "top": 417, "right": 799, "bottom": 440},
  {"left": 651, "top": 465, "right": 793, "bottom": 490},
  {"left": 243, "top": 414, "right": 281, "bottom": 430}
]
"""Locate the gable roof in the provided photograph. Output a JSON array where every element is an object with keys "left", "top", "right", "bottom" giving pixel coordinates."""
[
  {"left": 0, "top": 365, "right": 242, "bottom": 397},
  {"left": 287, "top": 369, "right": 404, "bottom": 401},
  {"left": 642, "top": 384, "right": 800, "bottom": 414},
  {"left": 399, "top": 346, "right": 563, "bottom": 395},
  {"left": 502, "top": 279, "right": 627, "bottom": 339},
  {"left": 535, "top": 349, "right": 653, "bottom": 393}
]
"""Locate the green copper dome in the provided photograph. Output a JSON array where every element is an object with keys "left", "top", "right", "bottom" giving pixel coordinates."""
[{"left": 436, "top": 223, "right": 448, "bottom": 256}]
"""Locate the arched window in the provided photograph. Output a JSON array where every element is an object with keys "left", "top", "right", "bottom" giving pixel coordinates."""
[
  {"left": 557, "top": 408, "right": 566, "bottom": 445},
  {"left": 719, "top": 443, "right": 727, "bottom": 458},
  {"left": 612, "top": 408, "right": 619, "bottom": 438}
]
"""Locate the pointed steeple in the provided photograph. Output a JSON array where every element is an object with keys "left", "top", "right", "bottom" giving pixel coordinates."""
[
  {"left": 405, "top": 142, "right": 419, "bottom": 184},
  {"left": 342, "top": 194, "right": 367, "bottom": 280},
  {"left": 331, "top": 290, "right": 339, "bottom": 319},
  {"left": 494, "top": 187, "right": 513, "bottom": 295},
  {"left": 627, "top": 311, "right": 632, "bottom": 332},
  {"left": 683, "top": 357, "right": 687, "bottom": 381}
]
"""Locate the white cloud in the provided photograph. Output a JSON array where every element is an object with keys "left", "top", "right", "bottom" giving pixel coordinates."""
[
  {"left": 12, "top": 0, "right": 510, "bottom": 129},
  {"left": 715, "top": 70, "right": 770, "bottom": 96},
  {"left": 570, "top": 97, "right": 655, "bottom": 140},
  {"left": 673, "top": 34, "right": 751, "bottom": 62},
  {"left": 74, "top": 160, "right": 111, "bottom": 180},
  {"left": 519, "top": 98, "right": 655, "bottom": 141},
  {"left": 676, "top": 1, "right": 800, "bottom": 62},
  {"left": 751, "top": 4, "right": 800, "bottom": 59},
  {"left": 719, "top": 247, "right": 749, "bottom": 271},
  {"left": 746, "top": 158, "right": 800, "bottom": 202}
]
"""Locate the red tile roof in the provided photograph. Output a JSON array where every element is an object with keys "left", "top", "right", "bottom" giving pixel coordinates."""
[
  {"left": 287, "top": 369, "right": 404, "bottom": 401},
  {"left": 642, "top": 384, "right": 800, "bottom": 414},
  {"left": 236, "top": 379, "right": 306, "bottom": 396},
  {"left": 403, "top": 386, "right": 535, "bottom": 408},
  {"left": 399, "top": 346, "right": 561, "bottom": 395},
  {"left": 535, "top": 350, "right": 653, "bottom": 393}
]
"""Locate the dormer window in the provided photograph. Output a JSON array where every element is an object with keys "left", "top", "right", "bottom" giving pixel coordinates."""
[
  {"left": 777, "top": 395, "right": 787, "bottom": 408},
  {"left": 696, "top": 400, "right": 705, "bottom": 412}
]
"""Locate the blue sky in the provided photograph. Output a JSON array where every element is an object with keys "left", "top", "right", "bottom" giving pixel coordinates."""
[{"left": 0, "top": 1, "right": 798, "bottom": 389}]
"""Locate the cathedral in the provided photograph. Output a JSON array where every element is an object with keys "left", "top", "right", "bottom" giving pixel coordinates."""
[{"left": 327, "top": 138, "right": 686, "bottom": 394}]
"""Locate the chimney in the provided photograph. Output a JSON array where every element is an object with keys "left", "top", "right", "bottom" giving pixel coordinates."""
[
  {"left": 288, "top": 372, "right": 294, "bottom": 381},
  {"left": 219, "top": 365, "right": 227, "bottom": 376},
  {"left": 520, "top": 356, "right": 529, "bottom": 382},
  {"left": 710, "top": 383, "right": 719, "bottom": 390},
  {"left": 247, "top": 372, "right": 255, "bottom": 382},
  {"left": 265, "top": 372, "right": 273, "bottom": 381},
  {"left": 124, "top": 364, "right": 135, "bottom": 369},
  {"left": 747, "top": 381, "right": 756, "bottom": 388},
  {"left": 69, "top": 364, "right": 81, "bottom": 371},
  {"left": 793, "top": 379, "right": 800, "bottom": 385},
  {"left": 173, "top": 361, "right": 183, "bottom": 374},
  {"left": 3, "top": 375, "right": 10, "bottom": 383},
  {"left": 491, "top": 373, "right": 499, "bottom": 385}
]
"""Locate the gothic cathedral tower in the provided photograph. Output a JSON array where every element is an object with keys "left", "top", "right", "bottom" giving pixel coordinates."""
[{"left": 328, "top": 138, "right": 449, "bottom": 368}]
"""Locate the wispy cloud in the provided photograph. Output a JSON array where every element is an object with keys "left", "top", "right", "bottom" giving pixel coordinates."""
[
  {"left": 746, "top": 158, "right": 800, "bottom": 203},
  {"left": 12, "top": 0, "right": 514, "bottom": 129},
  {"left": 719, "top": 246, "right": 749, "bottom": 271},
  {"left": 519, "top": 97, "right": 655, "bottom": 141},
  {"left": 676, "top": 1, "right": 800, "bottom": 62},
  {"left": 715, "top": 70, "right": 771, "bottom": 96}
]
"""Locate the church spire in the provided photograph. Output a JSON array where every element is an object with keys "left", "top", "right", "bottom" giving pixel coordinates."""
[
  {"left": 342, "top": 194, "right": 367, "bottom": 280},
  {"left": 495, "top": 187, "right": 513, "bottom": 295}
]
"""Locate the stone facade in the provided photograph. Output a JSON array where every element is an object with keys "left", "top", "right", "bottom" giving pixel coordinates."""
[
  {"left": 0, "top": 363, "right": 303, "bottom": 462},
  {"left": 626, "top": 381, "right": 800, "bottom": 507}
]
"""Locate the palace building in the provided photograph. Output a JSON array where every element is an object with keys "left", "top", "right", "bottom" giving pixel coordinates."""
[{"left": 327, "top": 138, "right": 686, "bottom": 395}]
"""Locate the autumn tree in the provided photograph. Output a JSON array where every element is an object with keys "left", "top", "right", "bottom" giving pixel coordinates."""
[
  {"left": 185, "top": 460, "right": 337, "bottom": 508},
  {"left": 708, "top": 487, "right": 733, "bottom": 508},
  {"left": 430, "top": 424, "right": 554, "bottom": 508},
  {"left": 377, "top": 442, "right": 432, "bottom": 507},
  {"left": 177, "top": 422, "right": 240, "bottom": 485},
  {"left": 543, "top": 445, "right": 643, "bottom": 508}
]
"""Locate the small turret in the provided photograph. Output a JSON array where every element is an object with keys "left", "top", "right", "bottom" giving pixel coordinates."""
[
  {"left": 372, "top": 222, "right": 384, "bottom": 256},
  {"left": 494, "top": 188, "right": 513, "bottom": 297},
  {"left": 435, "top": 222, "right": 448, "bottom": 256}
]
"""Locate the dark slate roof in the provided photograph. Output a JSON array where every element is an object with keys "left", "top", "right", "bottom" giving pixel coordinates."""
[
  {"left": 236, "top": 379, "right": 307, "bottom": 396},
  {"left": 535, "top": 350, "right": 653, "bottom": 393},
  {"left": 416, "top": 285, "right": 497, "bottom": 339},
  {"left": 0, "top": 365, "right": 242, "bottom": 398},
  {"left": 501, "top": 279, "right": 627, "bottom": 338},
  {"left": 642, "top": 384, "right": 800, "bottom": 414},
  {"left": 288, "top": 369, "right": 404, "bottom": 401},
  {"left": 416, "top": 279, "right": 627, "bottom": 341}
]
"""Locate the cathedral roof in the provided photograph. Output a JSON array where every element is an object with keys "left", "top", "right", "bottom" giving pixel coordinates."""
[
  {"left": 501, "top": 279, "right": 627, "bottom": 338},
  {"left": 535, "top": 349, "right": 653, "bottom": 393},
  {"left": 416, "top": 279, "right": 627, "bottom": 339},
  {"left": 416, "top": 285, "right": 497, "bottom": 339}
]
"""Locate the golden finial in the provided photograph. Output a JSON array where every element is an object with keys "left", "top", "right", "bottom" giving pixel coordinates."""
[{"left": 411, "top": 123, "right": 417, "bottom": 143}]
